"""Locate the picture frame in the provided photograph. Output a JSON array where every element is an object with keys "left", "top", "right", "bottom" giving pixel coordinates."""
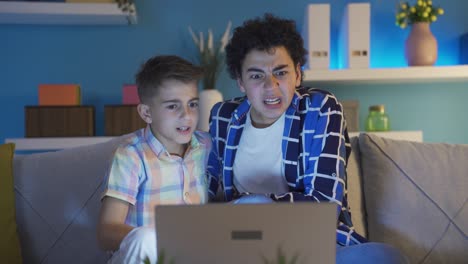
[{"left": 341, "top": 100, "right": 359, "bottom": 132}]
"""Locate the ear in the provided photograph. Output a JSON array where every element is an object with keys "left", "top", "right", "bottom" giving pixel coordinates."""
[
  {"left": 295, "top": 63, "right": 302, "bottom": 87},
  {"left": 237, "top": 78, "right": 246, "bottom": 93},
  {"left": 137, "top": 103, "right": 152, "bottom": 124}
]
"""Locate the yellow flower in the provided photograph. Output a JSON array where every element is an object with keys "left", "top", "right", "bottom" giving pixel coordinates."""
[
  {"left": 422, "top": 12, "right": 429, "bottom": 18},
  {"left": 401, "top": 3, "right": 408, "bottom": 10},
  {"left": 428, "top": 1, "right": 433, "bottom": 5},
  {"left": 431, "top": 15, "right": 437, "bottom": 22},
  {"left": 410, "top": 7, "right": 416, "bottom": 13},
  {"left": 399, "top": 12, "right": 407, "bottom": 18},
  {"left": 400, "top": 22, "right": 407, "bottom": 29},
  {"left": 417, "top": 0, "right": 423, "bottom": 6},
  {"left": 426, "top": 7, "right": 431, "bottom": 13},
  {"left": 438, "top": 8, "right": 444, "bottom": 15}
]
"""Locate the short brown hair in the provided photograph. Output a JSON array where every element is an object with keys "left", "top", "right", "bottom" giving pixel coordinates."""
[{"left": 135, "top": 55, "right": 203, "bottom": 103}]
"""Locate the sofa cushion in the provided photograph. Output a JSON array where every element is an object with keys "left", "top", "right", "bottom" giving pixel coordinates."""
[
  {"left": 13, "top": 136, "right": 126, "bottom": 264},
  {"left": 359, "top": 133, "right": 468, "bottom": 263},
  {"left": 0, "top": 143, "right": 22, "bottom": 264}
]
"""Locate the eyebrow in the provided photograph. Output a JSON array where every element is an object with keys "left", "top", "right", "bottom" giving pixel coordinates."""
[
  {"left": 162, "top": 97, "right": 199, "bottom": 104},
  {"left": 246, "top": 64, "right": 289, "bottom": 73}
]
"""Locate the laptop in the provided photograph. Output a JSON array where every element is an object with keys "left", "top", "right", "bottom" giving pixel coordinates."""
[{"left": 155, "top": 202, "right": 336, "bottom": 264}]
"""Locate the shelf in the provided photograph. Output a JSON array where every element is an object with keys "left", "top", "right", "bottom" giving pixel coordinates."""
[
  {"left": 5, "top": 137, "right": 115, "bottom": 151},
  {"left": 0, "top": 1, "right": 137, "bottom": 25},
  {"left": 5, "top": 131, "right": 423, "bottom": 151},
  {"left": 303, "top": 65, "right": 468, "bottom": 85}
]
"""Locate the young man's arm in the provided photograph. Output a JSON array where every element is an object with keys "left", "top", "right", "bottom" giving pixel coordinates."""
[
  {"left": 97, "top": 196, "right": 134, "bottom": 251},
  {"left": 271, "top": 93, "right": 349, "bottom": 208},
  {"left": 206, "top": 102, "right": 224, "bottom": 201}
]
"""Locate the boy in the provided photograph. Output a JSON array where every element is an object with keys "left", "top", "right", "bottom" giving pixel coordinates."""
[
  {"left": 97, "top": 55, "right": 211, "bottom": 263},
  {"left": 207, "top": 14, "right": 408, "bottom": 263}
]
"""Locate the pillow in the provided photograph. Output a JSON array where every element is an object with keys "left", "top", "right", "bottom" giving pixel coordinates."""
[
  {"left": 359, "top": 134, "right": 467, "bottom": 263},
  {"left": 0, "top": 143, "right": 22, "bottom": 263}
]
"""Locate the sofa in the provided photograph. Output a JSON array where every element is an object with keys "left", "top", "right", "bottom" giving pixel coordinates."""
[{"left": 3, "top": 133, "right": 467, "bottom": 263}]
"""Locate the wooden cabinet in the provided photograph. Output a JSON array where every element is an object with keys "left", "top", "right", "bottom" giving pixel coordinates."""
[
  {"left": 25, "top": 106, "right": 95, "bottom": 137},
  {"left": 104, "top": 105, "right": 145, "bottom": 136}
]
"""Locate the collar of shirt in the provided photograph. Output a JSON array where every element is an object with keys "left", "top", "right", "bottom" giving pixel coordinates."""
[{"left": 143, "top": 125, "right": 201, "bottom": 159}]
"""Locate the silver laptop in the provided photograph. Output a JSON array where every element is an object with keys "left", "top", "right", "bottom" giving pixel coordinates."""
[{"left": 155, "top": 202, "right": 336, "bottom": 264}]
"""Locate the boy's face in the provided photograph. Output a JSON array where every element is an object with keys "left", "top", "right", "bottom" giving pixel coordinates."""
[
  {"left": 138, "top": 80, "right": 199, "bottom": 156},
  {"left": 237, "top": 46, "right": 301, "bottom": 128}
]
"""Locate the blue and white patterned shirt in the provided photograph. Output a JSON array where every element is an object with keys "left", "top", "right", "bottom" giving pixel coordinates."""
[{"left": 206, "top": 87, "right": 366, "bottom": 246}]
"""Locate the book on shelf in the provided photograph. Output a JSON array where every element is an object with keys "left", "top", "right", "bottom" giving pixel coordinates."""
[
  {"left": 302, "top": 3, "right": 330, "bottom": 70},
  {"left": 38, "top": 84, "right": 81, "bottom": 106}
]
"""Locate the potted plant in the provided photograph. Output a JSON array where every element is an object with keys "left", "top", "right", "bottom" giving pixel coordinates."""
[
  {"left": 188, "top": 21, "right": 232, "bottom": 131},
  {"left": 395, "top": 0, "right": 444, "bottom": 66}
]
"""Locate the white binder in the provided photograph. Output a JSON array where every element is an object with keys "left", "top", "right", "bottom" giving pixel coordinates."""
[
  {"left": 339, "top": 3, "right": 370, "bottom": 68},
  {"left": 302, "top": 4, "right": 330, "bottom": 70}
]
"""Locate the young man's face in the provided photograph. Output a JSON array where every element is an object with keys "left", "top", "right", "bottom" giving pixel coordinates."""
[
  {"left": 139, "top": 80, "right": 199, "bottom": 156},
  {"left": 238, "top": 46, "right": 301, "bottom": 128}
]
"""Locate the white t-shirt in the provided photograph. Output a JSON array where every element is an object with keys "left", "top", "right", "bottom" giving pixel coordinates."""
[{"left": 233, "top": 112, "right": 289, "bottom": 194}]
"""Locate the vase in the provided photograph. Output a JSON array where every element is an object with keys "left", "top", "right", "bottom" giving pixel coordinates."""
[
  {"left": 405, "top": 22, "right": 438, "bottom": 66},
  {"left": 197, "top": 89, "right": 223, "bottom": 132}
]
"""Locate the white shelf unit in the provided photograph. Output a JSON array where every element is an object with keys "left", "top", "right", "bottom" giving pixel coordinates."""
[
  {"left": 0, "top": 1, "right": 137, "bottom": 25},
  {"left": 5, "top": 137, "right": 115, "bottom": 151},
  {"left": 303, "top": 65, "right": 468, "bottom": 85},
  {"left": 5, "top": 131, "right": 423, "bottom": 151}
]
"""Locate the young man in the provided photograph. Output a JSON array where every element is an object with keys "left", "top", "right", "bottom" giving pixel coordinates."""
[
  {"left": 97, "top": 55, "right": 211, "bottom": 263},
  {"left": 206, "top": 14, "right": 408, "bottom": 263}
]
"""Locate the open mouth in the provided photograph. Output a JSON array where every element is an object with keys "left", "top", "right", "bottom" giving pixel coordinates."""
[
  {"left": 177, "top": 126, "right": 190, "bottom": 132},
  {"left": 264, "top": 97, "right": 281, "bottom": 105}
]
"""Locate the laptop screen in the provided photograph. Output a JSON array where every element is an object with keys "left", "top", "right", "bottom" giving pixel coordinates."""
[{"left": 155, "top": 202, "right": 336, "bottom": 264}]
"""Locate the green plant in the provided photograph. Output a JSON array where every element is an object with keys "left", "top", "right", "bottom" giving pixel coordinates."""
[
  {"left": 261, "top": 246, "right": 300, "bottom": 264},
  {"left": 395, "top": 0, "right": 444, "bottom": 29},
  {"left": 116, "top": 0, "right": 136, "bottom": 14},
  {"left": 188, "top": 21, "right": 232, "bottom": 90}
]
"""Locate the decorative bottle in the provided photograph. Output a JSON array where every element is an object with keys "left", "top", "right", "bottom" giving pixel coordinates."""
[{"left": 365, "top": 105, "right": 390, "bottom": 132}]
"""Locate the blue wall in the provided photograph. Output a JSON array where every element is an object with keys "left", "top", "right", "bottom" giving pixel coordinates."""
[{"left": 1, "top": 0, "right": 467, "bottom": 144}]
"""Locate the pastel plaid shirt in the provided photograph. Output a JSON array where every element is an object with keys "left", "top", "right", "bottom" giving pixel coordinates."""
[
  {"left": 207, "top": 87, "right": 366, "bottom": 246},
  {"left": 102, "top": 126, "right": 211, "bottom": 227}
]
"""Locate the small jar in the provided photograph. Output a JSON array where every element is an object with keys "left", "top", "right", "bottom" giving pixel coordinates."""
[{"left": 365, "top": 105, "right": 390, "bottom": 132}]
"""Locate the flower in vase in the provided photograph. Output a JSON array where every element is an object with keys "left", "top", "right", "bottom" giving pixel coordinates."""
[{"left": 395, "top": 0, "right": 444, "bottom": 29}]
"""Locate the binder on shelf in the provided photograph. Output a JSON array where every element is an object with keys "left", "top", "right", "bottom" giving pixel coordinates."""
[
  {"left": 339, "top": 3, "right": 370, "bottom": 69},
  {"left": 302, "top": 4, "right": 330, "bottom": 70},
  {"left": 122, "top": 84, "right": 140, "bottom": 105},
  {"left": 38, "top": 84, "right": 81, "bottom": 106}
]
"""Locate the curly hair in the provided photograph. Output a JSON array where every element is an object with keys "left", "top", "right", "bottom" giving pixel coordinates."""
[
  {"left": 225, "top": 13, "right": 307, "bottom": 81},
  {"left": 135, "top": 55, "right": 203, "bottom": 104}
]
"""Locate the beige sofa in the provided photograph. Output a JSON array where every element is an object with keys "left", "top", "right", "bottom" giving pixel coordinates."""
[{"left": 11, "top": 134, "right": 467, "bottom": 263}]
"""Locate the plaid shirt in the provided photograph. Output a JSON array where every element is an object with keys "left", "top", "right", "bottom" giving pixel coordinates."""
[
  {"left": 103, "top": 126, "right": 211, "bottom": 227},
  {"left": 207, "top": 87, "right": 366, "bottom": 246}
]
